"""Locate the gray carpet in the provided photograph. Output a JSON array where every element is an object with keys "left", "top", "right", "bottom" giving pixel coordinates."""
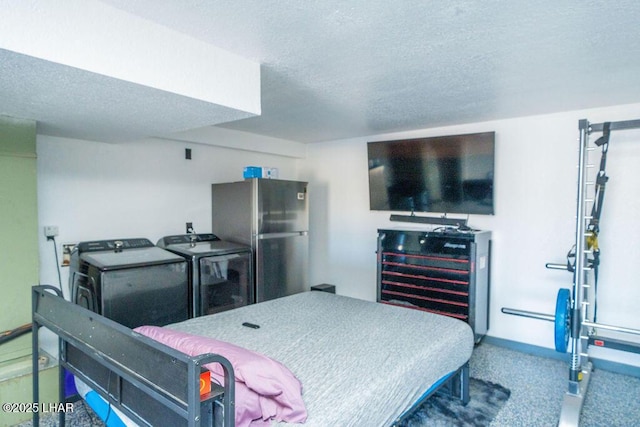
[
  {"left": 15, "top": 401, "right": 104, "bottom": 427},
  {"left": 17, "top": 379, "right": 509, "bottom": 427},
  {"left": 400, "top": 378, "right": 511, "bottom": 426},
  {"left": 470, "top": 342, "right": 640, "bottom": 427},
  {"left": 15, "top": 342, "right": 640, "bottom": 426}
]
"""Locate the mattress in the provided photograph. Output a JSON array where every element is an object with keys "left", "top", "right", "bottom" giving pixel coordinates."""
[{"left": 167, "top": 291, "right": 474, "bottom": 426}]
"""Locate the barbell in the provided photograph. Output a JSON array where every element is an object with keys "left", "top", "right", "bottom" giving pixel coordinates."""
[{"left": 501, "top": 288, "right": 572, "bottom": 353}]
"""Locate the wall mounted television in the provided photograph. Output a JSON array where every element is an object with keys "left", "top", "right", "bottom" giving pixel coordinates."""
[{"left": 367, "top": 131, "right": 495, "bottom": 215}]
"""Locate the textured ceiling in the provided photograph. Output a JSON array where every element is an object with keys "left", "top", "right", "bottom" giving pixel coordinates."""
[
  {"left": 0, "top": 49, "right": 256, "bottom": 142},
  {"left": 4, "top": 1, "right": 640, "bottom": 144}
]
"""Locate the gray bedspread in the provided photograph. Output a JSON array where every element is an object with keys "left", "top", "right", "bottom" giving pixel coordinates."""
[{"left": 168, "top": 291, "right": 474, "bottom": 427}]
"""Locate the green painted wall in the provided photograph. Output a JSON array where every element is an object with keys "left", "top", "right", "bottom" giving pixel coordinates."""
[
  {"left": 0, "top": 116, "right": 55, "bottom": 426},
  {"left": 0, "top": 115, "right": 38, "bottom": 363},
  {"left": 0, "top": 361, "right": 59, "bottom": 426}
]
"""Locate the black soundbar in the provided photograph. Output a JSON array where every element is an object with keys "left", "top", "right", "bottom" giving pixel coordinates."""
[{"left": 389, "top": 214, "right": 467, "bottom": 227}]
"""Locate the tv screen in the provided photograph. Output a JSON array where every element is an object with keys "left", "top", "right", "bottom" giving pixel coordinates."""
[{"left": 367, "top": 131, "right": 495, "bottom": 215}]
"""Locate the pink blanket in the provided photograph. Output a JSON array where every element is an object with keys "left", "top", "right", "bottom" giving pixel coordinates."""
[{"left": 134, "top": 325, "right": 307, "bottom": 427}]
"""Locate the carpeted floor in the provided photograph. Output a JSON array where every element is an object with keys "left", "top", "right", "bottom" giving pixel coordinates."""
[
  {"left": 470, "top": 342, "right": 640, "bottom": 427},
  {"left": 15, "top": 342, "right": 640, "bottom": 426},
  {"left": 400, "top": 378, "right": 511, "bottom": 426},
  {"left": 15, "top": 401, "right": 104, "bottom": 427},
  {"left": 17, "top": 379, "right": 510, "bottom": 427}
]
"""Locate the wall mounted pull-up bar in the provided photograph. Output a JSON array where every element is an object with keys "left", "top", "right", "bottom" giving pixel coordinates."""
[{"left": 589, "top": 119, "right": 640, "bottom": 132}]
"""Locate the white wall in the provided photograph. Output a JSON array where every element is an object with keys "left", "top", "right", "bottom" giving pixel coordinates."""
[
  {"left": 299, "top": 103, "right": 640, "bottom": 364},
  {"left": 37, "top": 134, "right": 301, "bottom": 297},
  {"left": 36, "top": 103, "right": 640, "bottom": 367}
]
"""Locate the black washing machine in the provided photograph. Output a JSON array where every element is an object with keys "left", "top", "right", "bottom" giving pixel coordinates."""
[
  {"left": 69, "top": 238, "right": 189, "bottom": 329},
  {"left": 157, "top": 233, "right": 253, "bottom": 317}
]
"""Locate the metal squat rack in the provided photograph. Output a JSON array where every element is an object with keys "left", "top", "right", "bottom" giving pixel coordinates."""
[{"left": 502, "top": 118, "right": 640, "bottom": 426}]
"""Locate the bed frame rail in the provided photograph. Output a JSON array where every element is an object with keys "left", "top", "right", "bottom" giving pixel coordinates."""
[
  {"left": 31, "top": 285, "right": 235, "bottom": 427},
  {"left": 391, "top": 362, "right": 470, "bottom": 426}
]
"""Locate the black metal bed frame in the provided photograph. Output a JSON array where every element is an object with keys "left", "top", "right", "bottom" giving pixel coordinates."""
[
  {"left": 391, "top": 362, "right": 470, "bottom": 426},
  {"left": 31, "top": 285, "right": 235, "bottom": 427}
]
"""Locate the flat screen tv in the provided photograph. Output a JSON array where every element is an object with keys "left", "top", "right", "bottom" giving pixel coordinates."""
[{"left": 367, "top": 131, "right": 495, "bottom": 215}]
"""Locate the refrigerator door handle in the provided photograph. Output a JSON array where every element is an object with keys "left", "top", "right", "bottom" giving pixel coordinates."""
[{"left": 257, "top": 231, "right": 308, "bottom": 239}]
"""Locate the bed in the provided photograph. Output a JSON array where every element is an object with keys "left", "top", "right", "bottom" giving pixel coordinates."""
[{"left": 32, "top": 285, "right": 474, "bottom": 426}]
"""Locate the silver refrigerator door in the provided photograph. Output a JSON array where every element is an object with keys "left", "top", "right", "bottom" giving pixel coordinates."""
[
  {"left": 256, "top": 232, "right": 309, "bottom": 302},
  {"left": 255, "top": 179, "right": 309, "bottom": 302},
  {"left": 256, "top": 179, "right": 308, "bottom": 234}
]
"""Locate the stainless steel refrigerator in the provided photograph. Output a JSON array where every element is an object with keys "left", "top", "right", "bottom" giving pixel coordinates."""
[{"left": 211, "top": 178, "right": 309, "bottom": 303}]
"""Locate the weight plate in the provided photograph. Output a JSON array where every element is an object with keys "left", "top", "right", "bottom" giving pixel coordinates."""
[{"left": 554, "top": 288, "right": 571, "bottom": 353}]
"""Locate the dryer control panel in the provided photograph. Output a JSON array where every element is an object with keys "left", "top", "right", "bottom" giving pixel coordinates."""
[
  {"left": 75, "top": 238, "right": 154, "bottom": 253},
  {"left": 157, "top": 233, "right": 220, "bottom": 246}
]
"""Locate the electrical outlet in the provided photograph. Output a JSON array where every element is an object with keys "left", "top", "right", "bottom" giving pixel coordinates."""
[
  {"left": 62, "top": 243, "right": 75, "bottom": 266},
  {"left": 44, "top": 225, "right": 59, "bottom": 238}
]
